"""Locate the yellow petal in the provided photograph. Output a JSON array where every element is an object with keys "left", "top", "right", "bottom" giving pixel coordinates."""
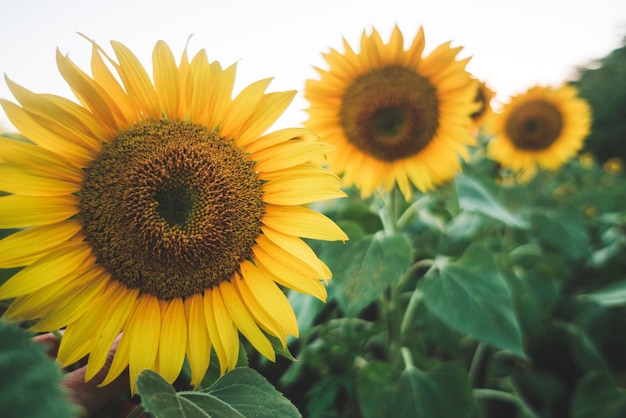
[
  {"left": 85, "top": 283, "right": 138, "bottom": 382},
  {"left": 111, "top": 41, "right": 160, "bottom": 119},
  {"left": 261, "top": 226, "right": 331, "bottom": 278},
  {"left": 0, "top": 164, "right": 81, "bottom": 196},
  {"left": 239, "top": 261, "right": 299, "bottom": 339},
  {"left": 0, "top": 135, "right": 84, "bottom": 182},
  {"left": 233, "top": 91, "right": 296, "bottom": 148},
  {"left": 243, "top": 128, "right": 316, "bottom": 155},
  {"left": 0, "top": 220, "right": 83, "bottom": 268},
  {"left": 205, "top": 288, "right": 239, "bottom": 373},
  {"left": 233, "top": 269, "right": 288, "bottom": 344},
  {"left": 152, "top": 41, "right": 180, "bottom": 120},
  {"left": 253, "top": 141, "right": 336, "bottom": 173},
  {"left": 56, "top": 278, "right": 127, "bottom": 366},
  {"left": 29, "top": 266, "right": 109, "bottom": 332},
  {"left": 262, "top": 171, "right": 346, "bottom": 205},
  {"left": 252, "top": 245, "right": 327, "bottom": 301},
  {"left": 220, "top": 78, "right": 273, "bottom": 140},
  {"left": 102, "top": 293, "right": 160, "bottom": 391},
  {"left": 0, "top": 100, "right": 93, "bottom": 166},
  {"left": 5, "top": 77, "right": 105, "bottom": 152},
  {"left": 205, "top": 62, "right": 237, "bottom": 130},
  {"left": 89, "top": 42, "right": 138, "bottom": 124},
  {"left": 219, "top": 280, "right": 275, "bottom": 361},
  {"left": 203, "top": 290, "right": 229, "bottom": 375},
  {"left": 262, "top": 205, "right": 348, "bottom": 241},
  {"left": 5, "top": 260, "right": 97, "bottom": 321},
  {"left": 158, "top": 297, "right": 188, "bottom": 383},
  {"left": 0, "top": 242, "right": 92, "bottom": 299},
  {"left": 0, "top": 194, "right": 79, "bottom": 229},
  {"left": 185, "top": 293, "right": 211, "bottom": 388},
  {"left": 187, "top": 49, "right": 212, "bottom": 125}
]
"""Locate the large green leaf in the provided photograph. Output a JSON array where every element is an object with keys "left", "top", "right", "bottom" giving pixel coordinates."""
[
  {"left": 455, "top": 174, "right": 527, "bottom": 228},
  {"left": 389, "top": 362, "right": 474, "bottom": 418},
  {"left": 418, "top": 244, "right": 525, "bottom": 357},
  {"left": 0, "top": 320, "right": 78, "bottom": 418},
  {"left": 327, "top": 231, "right": 412, "bottom": 316},
  {"left": 137, "top": 368, "right": 300, "bottom": 418}
]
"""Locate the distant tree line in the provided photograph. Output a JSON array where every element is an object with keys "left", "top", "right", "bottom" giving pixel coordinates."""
[{"left": 573, "top": 35, "right": 626, "bottom": 163}]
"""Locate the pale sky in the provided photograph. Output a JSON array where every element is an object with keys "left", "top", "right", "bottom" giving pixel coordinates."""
[{"left": 1, "top": 0, "right": 625, "bottom": 131}]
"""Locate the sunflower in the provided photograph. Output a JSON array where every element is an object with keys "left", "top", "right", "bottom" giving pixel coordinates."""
[
  {"left": 304, "top": 25, "right": 478, "bottom": 200},
  {"left": 486, "top": 84, "right": 592, "bottom": 180},
  {"left": 0, "top": 39, "right": 348, "bottom": 392},
  {"left": 470, "top": 79, "right": 495, "bottom": 131}
]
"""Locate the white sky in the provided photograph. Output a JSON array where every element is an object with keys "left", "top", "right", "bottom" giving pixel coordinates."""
[{"left": 1, "top": 0, "right": 625, "bottom": 131}]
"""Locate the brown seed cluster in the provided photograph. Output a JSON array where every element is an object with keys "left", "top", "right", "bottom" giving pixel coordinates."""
[{"left": 79, "top": 119, "right": 265, "bottom": 299}]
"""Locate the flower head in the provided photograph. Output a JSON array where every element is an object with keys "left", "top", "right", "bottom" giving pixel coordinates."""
[
  {"left": 470, "top": 79, "right": 495, "bottom": 131},
  {"left": 486, "top": 84, "right": 592, "bottom": 180},
  {"left": 304, "top": 26, "right": 478, "bottom": 200},
  {"left": 0, "top": 39, "right": 347, "bottom": 392}
]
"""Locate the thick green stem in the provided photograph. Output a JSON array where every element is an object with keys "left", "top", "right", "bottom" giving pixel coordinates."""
[
  {"left": 399, "top": 288, "right": 423, "bottom": 338},
  {"left": 401, "top": 347, "right": 416, "bottom": 370}
]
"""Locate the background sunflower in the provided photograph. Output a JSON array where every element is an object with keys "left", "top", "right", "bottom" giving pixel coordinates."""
[
  {"left": 485, "top": 84, "right": 592, "bottom": 180},
  {"left": 305, "top": 25, "right": 478, "bottom": 200}
]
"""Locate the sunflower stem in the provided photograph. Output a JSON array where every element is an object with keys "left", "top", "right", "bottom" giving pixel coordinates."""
[{"left": 401, "top": 346, "right": 416, "bottom": 370}]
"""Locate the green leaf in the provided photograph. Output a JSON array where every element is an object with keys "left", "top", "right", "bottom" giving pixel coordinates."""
[
  {"left": 456, "top": 174, "right": 527, "bottom": 228},
  {"left": 137, "top": 370, "right": 214, "bottom": 417},
  {"left": 356, "top": 361, "right": 398, "bottom": 418},
  {"left": 389, "top": 362, "right": 474, "bottom": 418},
  {"left": 199, "top": 368, "right": 300, "bottom": 417},
  {"left": 572, "top": 371, "right": 626, "bottom": 418},
  {"left": 531, "top": 210, "right": 591, "bottom": 260},
  {"left": 418, "top": 244, "right": 525, "bottom": 357},
  {"left": 579, "top": 280, "right": 626, "bottom": 307},
  {"left": 138, "top": 368, "right": 300, "bottom": 418},
  {"left": 0, "top": 320, "right": 78, "bottom": 418},
  {"left": 327, "top": 231, "right": 412, "bottom": 316}
]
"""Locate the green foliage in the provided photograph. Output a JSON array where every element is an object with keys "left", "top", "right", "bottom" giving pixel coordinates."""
[
  {"left": 249, "top": 148, "right": 626, "bottom": 417},
  {"left": 0, "top": 320, "right": 77, "bottom": 418},
  {"left": 324, "top": 231, "right": 412, "bottom": 316},
  {"left": 419, "top": 244, "right": 525, "bottom": 357}
]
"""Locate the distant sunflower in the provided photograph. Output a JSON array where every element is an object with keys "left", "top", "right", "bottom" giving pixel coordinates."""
[
  {"left": 0, "top": 40, "right": 347, "bottom": 392},
  {"left": 486, "top": 84, "right": 592, "bottom": 179},
  {"left": 304, "top": 26, "right": 477, "bottom": 200},
  {"left": 470, "top": 80, "right": 495, "bottom": 131}
]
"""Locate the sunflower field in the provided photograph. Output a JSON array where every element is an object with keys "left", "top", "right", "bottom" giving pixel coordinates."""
[{"left": 0, "top": 27, "right": 625, "bottom": 418}]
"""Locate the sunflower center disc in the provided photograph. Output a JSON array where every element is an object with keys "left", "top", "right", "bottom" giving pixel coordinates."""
[
  {"left": 339, "top": 66, "right": 439, "bottom": 162},
  {"left": 79, "top": 119, "right": 265, "bottom": 299},
  {"left": 506, "top": 100, "right": 563, "bottom": 150}
]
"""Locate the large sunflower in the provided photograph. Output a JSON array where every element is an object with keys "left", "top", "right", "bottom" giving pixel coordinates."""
[
  {"left": 486, "top": 84, "right": 592, "bottom": 179},
  {"left": 304, "top": 26, "right": 478, "bottom": 200},
  {"left": 0, "top": 40, "right": 347, "bottom": 392}
]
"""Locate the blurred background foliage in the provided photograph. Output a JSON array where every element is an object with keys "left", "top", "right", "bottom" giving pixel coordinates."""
[{"left": 576, "top": 36, "right": 626, "bottom": 164}]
